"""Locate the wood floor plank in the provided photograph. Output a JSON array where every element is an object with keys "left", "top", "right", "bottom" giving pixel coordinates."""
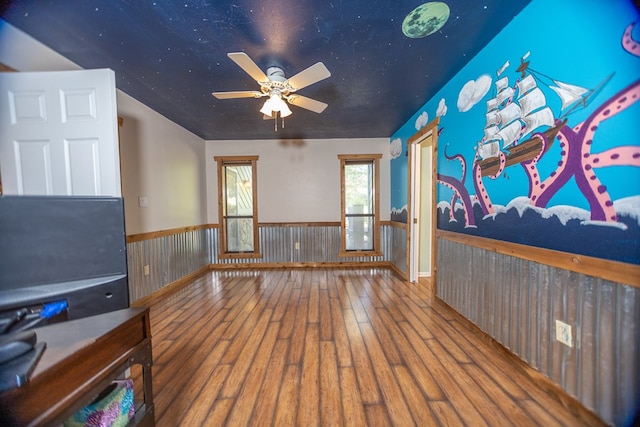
[
  {"left": 249, "top": 339, "right": 289, "bottom": 427},
  {"left": 339, "top": 366, "right": 367, "bottom": 426},
  {"left": 319, "top": 289, "right": 333, "bottom": 341},
  {"left": 203, "top": 398, "right": 234, "bottom": 427},
  {"left": 361, "top": 302, "right": 404, "bottom": 366},
  {"left": 298, "top": 323, "right": 320, "bottom": 427},
  {"left": 156, "top": 339, "right": 230, "bottom": 426},
  {"left": 345, "top": 280, "right": 371, "bottom": 323},
  {"left": 219, "top": 308, "right": 273, "bottom": 398},
  {"left": 330, "top": 297, "right": 353, "bottom": 367},
  {"left": 308, "top": 280, "right": 320, "bottom": 323},
  {"left": 274, "top": 365, "right": 300, "bottom": 426},
  {"left": 392, "top": 365, "right": 439, "bottom": 426},
  {"left": 145, "top": 269, "right": 605, "bottom": 427},
  {"left": 225, "top": 321, "right": 280, "bottom": 425},
  {"left": 176, "top": 364, "right": 231, "bottom": 427},
  {"left": 519, "top": 400, "right": 565, "bottom": 427},
  {"left": 428, "top": 338, "right": 507, "bottom": 426},
  {"left": 153, "top": 317, "right": 230, "bottom": 415},
  {"left": 364, "top": 404, "right": 392, "bottom": 427},
  {"left": 320, "top": 341, "right": 344, "bottom": 426},
  {"left": 398, "top": 322, "right": 489, "bottom": 426},
  {"left": 359, "top": 321, "right": 416, "bottom": 426},
  {"left": 342, "top": 307, "right": 382, "bottom": 405},
  {"left": 271, "top": 278, "right": 293, "bottom": 322},
  {"left": 287, "top": 296, "right": 309, "bottom": 365},
  {"left": 277, "top": 288, "right": 301, "bottom": 339},
  {"left": 377, "top": 313, "right": 445, "bottom": 400},
  {"left": 429, "top": 401, "right": 466, "bottom": 427},
  {"left": 462, "top": 364, "right": 537, "bottom": 426}
]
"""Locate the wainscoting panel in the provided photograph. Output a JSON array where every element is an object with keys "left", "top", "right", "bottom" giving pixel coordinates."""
[
  {"left": 437, "top": 237, "right": 640, "bottom": 426},
  {"left": 210, "top": 224, "right": 392, "bottom": 265},
  {"left": 127, "top": 228, "right": 209, "bottom": 303},
  {"left": 389, "top": 223, "right": 408, "bottom": 275},
  {"left": 128, "top": 223, "right": 397, "bottom": 303}
]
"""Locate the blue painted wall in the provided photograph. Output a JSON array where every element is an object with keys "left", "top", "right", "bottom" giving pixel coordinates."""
[{"left": 390, "top": 0, "right": 640, "bottom": 264}]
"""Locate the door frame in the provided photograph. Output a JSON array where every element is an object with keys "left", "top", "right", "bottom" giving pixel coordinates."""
[{"left": 406, "top": 117, "right": 439, "bottom": 289}]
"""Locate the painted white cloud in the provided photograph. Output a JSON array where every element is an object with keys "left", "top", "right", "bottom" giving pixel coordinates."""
[
  {"left": 414, "top": 111, "right": 429, "bottom": 130},
  {"left": 457, "top": 74, "right": 492, "bottom": 112},
  {"left": 436, "top": 98, "right": 448, "bottom": 117},
  {"left": 389, "top": 138, "right": 402, "bottom": 159}
]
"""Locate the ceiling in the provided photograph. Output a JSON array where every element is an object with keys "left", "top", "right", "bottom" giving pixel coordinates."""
[{"left": 1, "top": 0, "right": 530, "bottom": 141}]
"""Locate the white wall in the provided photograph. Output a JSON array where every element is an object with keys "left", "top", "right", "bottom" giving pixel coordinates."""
[
  {"left": 117, "top": 92, "right": 207, "bottom": 233},
  {"left": 205, "top": 138, "right": 390, "bottom": 223},
  {"left": 0, "top": 19, "right": 208, "bottom": 234}
]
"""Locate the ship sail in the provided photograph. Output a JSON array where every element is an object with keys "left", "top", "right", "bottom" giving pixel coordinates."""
[
  {"left": 521, "top": 108, "right": 555, "bottom": 137},
  {"left": 550, "top": 80, "right": 589, "bottom": 110},
  {"left": 497, "top": 102, "right": 522, "bottom": 125},
  {"left": 498, "top": 121, "right": 523, "bottom": 149}
]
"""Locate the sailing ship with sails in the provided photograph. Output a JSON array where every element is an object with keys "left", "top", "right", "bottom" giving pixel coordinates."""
[{"left": 475, "top": 52, "right": 609, "bottom": 177}]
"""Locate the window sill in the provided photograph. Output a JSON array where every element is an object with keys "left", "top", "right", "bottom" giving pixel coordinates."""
[
  {"left": 338, "top": 250, "right": 382, "bottom": 258},
  {"left": 219, "top": 252, "right": 263, "bottom": 259}
]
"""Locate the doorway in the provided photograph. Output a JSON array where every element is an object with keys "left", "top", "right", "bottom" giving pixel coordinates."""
[{"left": 407, "top": 118, "right": 439, "bottom": 287}]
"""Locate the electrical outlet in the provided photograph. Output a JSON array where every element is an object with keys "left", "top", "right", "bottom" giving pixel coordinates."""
[
  {"left": 295, "top": 242, "right": 300, "bottom": 250},
  {"left": 143, "top": 265, "right": 150, "bottom": 276},
  {"left": 555, "top": 320, "right": 573, "bottom": 347}
]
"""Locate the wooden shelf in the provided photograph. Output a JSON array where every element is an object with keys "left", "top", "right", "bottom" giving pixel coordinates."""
[{"left": 0, "top": 308, "right": 154, "bottom": 426}]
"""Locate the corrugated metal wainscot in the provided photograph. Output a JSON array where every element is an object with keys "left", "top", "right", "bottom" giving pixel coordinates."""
[
  {"left": 437, "top": 237, "right": 640, "bottom": 426},
  {"left": 127, "top": 228, "right": 209, "bottom": 303}
]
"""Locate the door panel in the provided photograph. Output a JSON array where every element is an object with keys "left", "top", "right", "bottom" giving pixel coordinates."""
[{"left": 0, "top": 69, "right": 120, "bottom": 196}]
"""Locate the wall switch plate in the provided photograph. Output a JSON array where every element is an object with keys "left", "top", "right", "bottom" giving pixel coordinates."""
[
  {"left": 295, "top": 242, "right": 300, "bottom": 250},
  {"left": 555, "top": 320, "right": 573, "bottom": 347},
  {"left": 143, "top": 265, "right": 150, "bottom": 276},
  {"left": 138, "top": 196, "right": 149, "bottom": 207}
]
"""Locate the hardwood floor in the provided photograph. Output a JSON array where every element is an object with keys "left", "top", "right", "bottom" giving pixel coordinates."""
[{"left": 142, "top": 268, "right": 604, "bottom": 426}]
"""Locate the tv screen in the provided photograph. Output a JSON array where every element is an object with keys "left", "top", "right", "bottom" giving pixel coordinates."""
[{"left": 0, "top": 196, "right": 129, "bottom": 321}]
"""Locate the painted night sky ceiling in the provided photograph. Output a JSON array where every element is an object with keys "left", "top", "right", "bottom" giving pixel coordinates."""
[{"left": 1, "top": 0, "right": 530, "bottom": 140}]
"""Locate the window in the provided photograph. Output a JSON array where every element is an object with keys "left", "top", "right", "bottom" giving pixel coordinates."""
[
  {"left": 338, "top": 154, "right": 382, "bottom": 256},
  {"left": 214, "top": 156, "right": 261, "bottom": 258}
]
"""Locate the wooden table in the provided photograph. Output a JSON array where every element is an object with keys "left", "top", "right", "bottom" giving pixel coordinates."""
[{"left": 0, "top": 307, "right": 154, "bottom": 426}]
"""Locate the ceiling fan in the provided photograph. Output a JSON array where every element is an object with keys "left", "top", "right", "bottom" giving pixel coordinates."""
[{"left": 212, "top": 52, "right": 331, "bottom": 127}]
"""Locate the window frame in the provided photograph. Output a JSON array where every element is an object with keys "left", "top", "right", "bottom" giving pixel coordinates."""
[
  {"left": 214, "top": 155, "right": 261, "bottom": 259},
  {"left": 338, "top": 153, "right": 382, "bottom": 257}
]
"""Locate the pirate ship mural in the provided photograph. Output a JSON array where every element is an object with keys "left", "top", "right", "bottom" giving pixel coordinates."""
[
  {"left": 433, "top": 22, "right": 640, "bottom": 264},
  {"left": 390, "top": 9, "right": 640, "bottom": 264}
]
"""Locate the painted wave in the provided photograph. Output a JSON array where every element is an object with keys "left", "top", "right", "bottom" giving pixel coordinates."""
[{"left": 437, "top": 196, "right": 640, "bottom": 265}]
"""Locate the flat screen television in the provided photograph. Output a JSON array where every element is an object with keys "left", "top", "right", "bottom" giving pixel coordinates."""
[{"left": 0, "top": 196, "right": 129, "bottom": 324}]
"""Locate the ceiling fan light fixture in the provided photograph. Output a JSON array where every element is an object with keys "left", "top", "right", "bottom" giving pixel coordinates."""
[
  {"left": 260, "top": 94, "right": 292, "bottom": 118},
  {"left": 279, "top": 99, "right": 292, "bottom": 118}
]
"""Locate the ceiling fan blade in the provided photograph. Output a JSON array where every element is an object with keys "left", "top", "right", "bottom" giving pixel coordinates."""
[
  {"left": 287, "top": 95, "right": 328, "bottom": 113},
  {"left": 227, "top": 52, "right": 268, "bottom": 82},
  {"left": 212, "top": 91, "right": 263, "bottom": 99},
  {"left": 287, "top": 62, "right": 331, "bottom": 91}
]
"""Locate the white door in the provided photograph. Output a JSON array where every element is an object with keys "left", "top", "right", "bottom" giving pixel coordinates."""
[
  {"left": 0, "top": 69, "right": 121, "bottom": 196},
  {"left": 409, "top": 131, "right": 434, "bottom": 282}
]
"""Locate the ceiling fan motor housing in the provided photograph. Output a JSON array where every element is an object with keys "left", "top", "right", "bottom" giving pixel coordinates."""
[{"left": 266, "top": 66, "right": 286, "bottom": 81}]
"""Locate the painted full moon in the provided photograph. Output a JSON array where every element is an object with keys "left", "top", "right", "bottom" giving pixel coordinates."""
[{"left": 402, "top": 2, "right": 450, "bottom": 38}]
